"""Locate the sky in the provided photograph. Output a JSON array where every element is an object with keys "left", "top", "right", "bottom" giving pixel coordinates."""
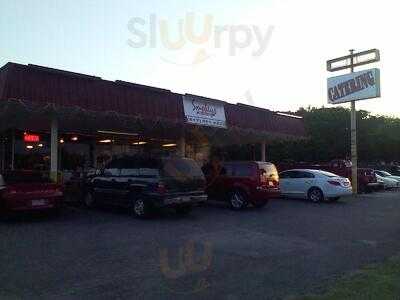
[{"left": 1, "top": 0, "right": 399, "bottom": 117}]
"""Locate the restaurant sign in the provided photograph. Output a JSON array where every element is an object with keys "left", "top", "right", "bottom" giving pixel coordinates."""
[
  {"left": 327, "top": 68, "right": 380, "bottom": 104},
  {"left": 183, "top": 94, "right": 227, "bottom": 128}
]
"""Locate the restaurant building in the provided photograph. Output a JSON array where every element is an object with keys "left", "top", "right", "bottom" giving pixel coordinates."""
[{"left": 0, "top": 62, "right": 305, "bottom": 181}]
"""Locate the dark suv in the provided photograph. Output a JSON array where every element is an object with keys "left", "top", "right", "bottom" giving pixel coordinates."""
[
  {"left": 205, "top": 161, "right": 280, "bottom": 210},
  {"left": 84, "top": 156, "right": 207, "bottom": 217}
]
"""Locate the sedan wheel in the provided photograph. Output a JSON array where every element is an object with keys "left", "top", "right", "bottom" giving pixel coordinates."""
[
  {"left": 229, "top": 190, "right": 248, "bottom": 210},
  {"left": 308, "top": 188, "right": 324, "bottom": 203}
]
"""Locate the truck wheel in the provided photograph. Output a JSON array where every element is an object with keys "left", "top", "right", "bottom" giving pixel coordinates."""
[
  {"left": 176, "top": 205, "right": 193, "bottom": 215},
  {"left": 132, "top": 199, "right": 151, "bottom": 218},
  {"left": 308, "top": 188, "right": 324, "bottom": 203},
  {"left": 229, "top": 190, "right": 248, "bottom": 210}
]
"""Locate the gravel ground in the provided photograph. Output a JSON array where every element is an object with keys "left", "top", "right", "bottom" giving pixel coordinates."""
[{"left": 1, "top": 191, "right": 400, "bottom": 300}]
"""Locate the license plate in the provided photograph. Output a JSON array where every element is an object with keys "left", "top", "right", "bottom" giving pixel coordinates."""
[{"left": 32, "top": 199, "right": 46, "bottom": 206}]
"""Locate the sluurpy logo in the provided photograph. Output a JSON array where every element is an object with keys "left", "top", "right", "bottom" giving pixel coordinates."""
[
  {"left": 192, "top": 99, "right": 217, "bottom": 117},
  {"left": 127, "top": 13, "right": 274, "bottom": 66},
  {"left": 159, "top": 240, "right": 213, "bottom": 294}
]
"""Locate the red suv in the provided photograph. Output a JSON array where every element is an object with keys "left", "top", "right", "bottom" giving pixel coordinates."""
[{"left": 205, "top": 161, "right": 280, "bottom": 210}]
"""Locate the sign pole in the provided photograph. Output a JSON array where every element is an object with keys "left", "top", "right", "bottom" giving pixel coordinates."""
[
  {"left": 327, "top": 48, "right": 380, "bottom": 195},
  {"left": 349, "top": 49, "right": 358, "bottom": 195}
]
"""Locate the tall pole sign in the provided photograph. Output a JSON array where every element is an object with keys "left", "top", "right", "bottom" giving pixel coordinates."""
[
  {"left": 327, "top": 49, "right": 381, "bottom": 195},
  {"left": 349, "top": 50, "right": 357, "bottom": 196}
]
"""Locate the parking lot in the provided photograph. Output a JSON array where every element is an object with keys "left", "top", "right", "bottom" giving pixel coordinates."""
[{"left": 1, "top": 191, "right": 400, "bottom": 300}]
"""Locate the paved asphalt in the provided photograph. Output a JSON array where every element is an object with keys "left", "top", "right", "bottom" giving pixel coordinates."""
[{"left": 1, "top": 191, "right": 400, "bottom": 300}]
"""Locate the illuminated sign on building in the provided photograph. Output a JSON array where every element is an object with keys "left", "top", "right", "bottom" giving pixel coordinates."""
[{"left": 24, "top": 133, "right": 40, "bottom": 143}]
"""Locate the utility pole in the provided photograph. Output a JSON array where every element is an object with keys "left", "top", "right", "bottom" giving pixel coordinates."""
[{"left": 349, "top": 49, "right": 358, "bottom": 195}]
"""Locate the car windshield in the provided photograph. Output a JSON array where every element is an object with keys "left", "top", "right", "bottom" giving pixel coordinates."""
[
  {"left": 378, "top": 171, "right": 392, "bottom": 177},
  {"left": 162, "top": 158, "right": 204, "bottom": 179},
  {"left": 3, "top": 171, "right": 52, "bottom": 184}
]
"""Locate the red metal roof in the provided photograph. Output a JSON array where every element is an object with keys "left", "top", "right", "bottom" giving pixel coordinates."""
[{"left": 0, "top": 62, "right": 305, "bottom": 137}]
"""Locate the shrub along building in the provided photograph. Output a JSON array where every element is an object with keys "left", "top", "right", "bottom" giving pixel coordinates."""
[{"left": 0, "top": 62, "right": 305, "bottom": 181}]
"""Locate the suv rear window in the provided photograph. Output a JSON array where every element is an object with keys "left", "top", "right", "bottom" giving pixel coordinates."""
[
  {"left": 222, "top": 163, "right": 255, "bottom": 177},
  {"left": 162, "top": 158, "right": 204, "bottom": 179},
  {"left": 258, "top": 163, "right": 279, "bottom": 181},
  {"left": 235, "top": 164, "right": 253, "bottom": 177}
]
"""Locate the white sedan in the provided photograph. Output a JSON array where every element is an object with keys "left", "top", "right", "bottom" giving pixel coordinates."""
[
  {"left": 375, "top": 173, "right": 399, "bottom": 189},
  {"left": 279, "top": 169, "right": 353, "bottom": 202},
  {"left": 375, "top": 170, "right": 400, "bottom": 185}
]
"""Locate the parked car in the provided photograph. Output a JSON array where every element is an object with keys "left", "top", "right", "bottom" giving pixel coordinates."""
[
  {"left": 205, "top": 161, "right": 280, "bottom": 210},
  {"left": 358, "top": 168, "right": 380, "bottom": 193},
  {"left": 279, "top": 169, "right": 352, "bottom": 202},
  {"left": 375, "top": 173, "right": 399, "bottom": 190},
  {"left": 375, "top": 170, "right": 400, "bottom": 183},
  {"left": 278, "top": 160, "right": 378, "bottom": 193},
  {"left": 0, "top": 171, "right": 63, "bottom": 214},
  {"left": 375, "top": 175, "right": 385, "bottom": 191},
  {"left": 84, "top": 156, "right": 208, "bottom": 217}
]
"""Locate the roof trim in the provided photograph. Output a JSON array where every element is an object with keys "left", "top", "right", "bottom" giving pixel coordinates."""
[
  {"left": 115, "top": 80, "right": 171, "bottom": 93},
  {"left": 27, "top": 64, "right": 102, "bottom": 80}
]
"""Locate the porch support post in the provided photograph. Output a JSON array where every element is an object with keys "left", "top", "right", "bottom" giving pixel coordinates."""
[
  {"left": 261, "top": 141, "right": 267, "bottom": 162},
  {"left": 178, "top": 134, "right": 186, "bottom": 158},
  {"left": 11, "top": 129, "right": 15, "bottom": 170},
  {"left": 50, "top": 117, "right": 59, "bottom": 182}
]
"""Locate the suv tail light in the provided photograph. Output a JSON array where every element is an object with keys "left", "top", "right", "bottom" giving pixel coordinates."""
[
  {"left": 53, "top": 187, "right": 63, "bottom": 197},
  {"left": 259, "top": 169, "right": 267, "bottom": 183},
  {"left": 156, "top": 182, "right": 167, "bottom": 195}
]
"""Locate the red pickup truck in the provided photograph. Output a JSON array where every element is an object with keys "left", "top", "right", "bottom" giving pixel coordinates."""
[{"left": 278, "top": 160, "right": 379, "bottom": 193}]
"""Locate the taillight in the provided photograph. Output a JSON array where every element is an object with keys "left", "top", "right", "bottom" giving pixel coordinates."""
[
  {"left": 53, "top": 187, "right": 63, "bottom": 197},
  {"left": 328, "top": 180, "right": 341, "bottom": 186},
  {"left": 156, "top": 182, "right": 166, "bottom": 195},
  {"left": 259, "top": 169, "right": 266, "bottom": 183}
]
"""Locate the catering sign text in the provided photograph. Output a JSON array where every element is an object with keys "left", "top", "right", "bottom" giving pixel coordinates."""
[{"left": 327, "top": 68, "right": 380, "bottom": 104}]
